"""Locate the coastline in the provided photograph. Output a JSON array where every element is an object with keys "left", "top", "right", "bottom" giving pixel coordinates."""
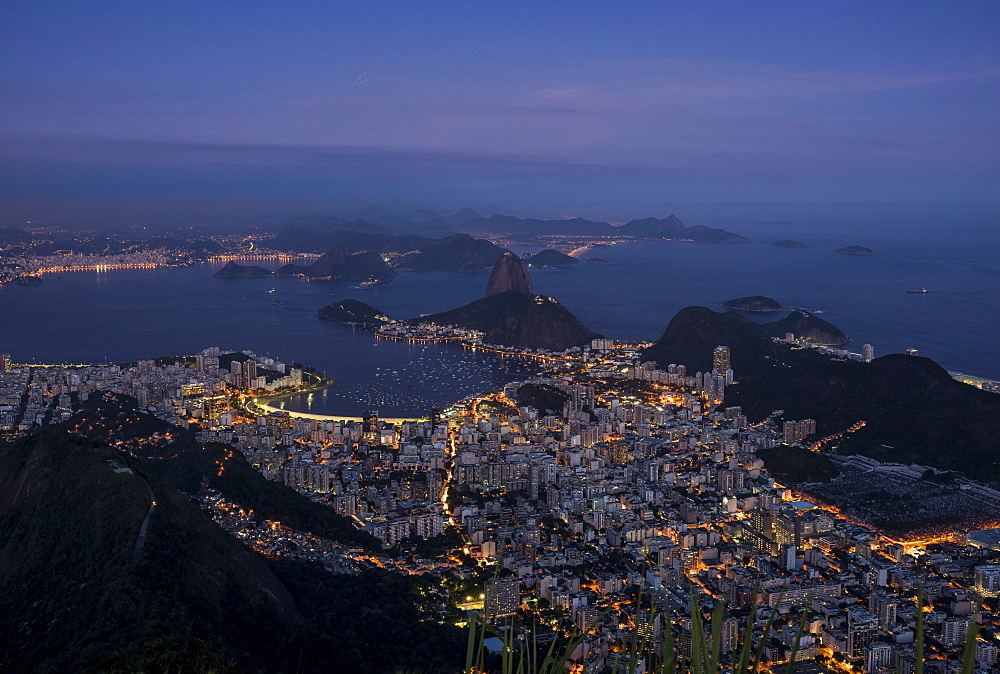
[{"left": 252, "top": 371, "right": 424, "bottom": 423}]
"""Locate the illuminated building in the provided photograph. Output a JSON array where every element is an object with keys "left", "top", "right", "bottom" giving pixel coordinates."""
[
  {"left": 941, "top": 616, "right": 971, "bottom": 646},
  {"left": 977, "top": 641, "right": 998, "bottom": 666},
  {"left": 783, "top": 419, "right": 816, "bottom": 445},
  {"left": 862, "top": 343, "right": 875, "bottom": 362},
  {"left": 363, "top": 410, "right": 379, "bottom": 442},
  {"left": 846, "top": 607, "right": 878, "bottom": 659},
  {"left": 0, "top": 354, "right": 10, "bottom": 371},
  {"left": 712, "top": 346, "right": 730, "bottom": 375},
  {"left": 484, "top": 576, "right": 520, "bottom": 618},
  {"left": 974, "top": 565, "right": 1000, "bottom": 596},
  {"left": 765, "top": 581, "right": 841, "bottom": 607},
  {"left": 868, "top": 591, "right": 899, "bottom": 629},
  {"left": 203, "top": 395, "right": 229, "bottom": 421},
  {"left": 966, "top": 528, "right": 1000, "bottom": 551},
  {"left": 864, "top": 643, "right": 893, "bottom": 673}
]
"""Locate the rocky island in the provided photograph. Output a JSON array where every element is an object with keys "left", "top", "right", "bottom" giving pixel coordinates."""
[
  {"left": 317, "top": 299, "right": 392, "bottom": 327},
  {"left": 835, "top": 245, "right": 874, "bottom": 255},
  {"left": 524, "top": 249, "right": 579, "bottom": 268},
  {"left": 721, "top": 295, "right": 783, "bottom": 312},
  {"left": 772, "top": 239, "right": 806, "bottom": 248},
  {"left": 214, "top": 261, "right": 273, "bottom": 278}
]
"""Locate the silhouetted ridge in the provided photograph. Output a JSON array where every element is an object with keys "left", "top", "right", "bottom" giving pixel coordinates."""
[
  {"left": 398, "top": 233, "right": 508, "bottom": 273},
  {"left": 525, "top": 249, "right": 579, "bottom": 268},
  {"left": 413, "top": 291, "right": 598, "bottom": 351},
  {"left": 214, "top": 261, "right": 272, "bottom": 278},
  {"left": 306, "top": 248, "right": 348, "bottom": 276},
  {"left": 318, "top": 299, "right": 392, "bottom": 326},
  {"left": 758, "top": 310, "right": 849, "bottom": 346},
  {"left": 643, "top": 306, "right": 1000, "bottom": 478}
]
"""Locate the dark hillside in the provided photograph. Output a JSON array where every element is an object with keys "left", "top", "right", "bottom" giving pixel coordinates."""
[
  {"left": 0, "top": 430, "right": 296, "bottom": 672},
  {"left": 645, "top": 306, "right": 1000, "bottom": 478},
  {"left": 0, "top": 413, "right": 462, "bottom": 672}
]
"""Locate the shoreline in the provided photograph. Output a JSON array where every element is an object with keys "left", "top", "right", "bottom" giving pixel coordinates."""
[{"left": 252, "top": 371, "right": 424, "bottom": 423}]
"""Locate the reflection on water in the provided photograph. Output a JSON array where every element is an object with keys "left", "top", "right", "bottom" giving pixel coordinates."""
[{"left": 276, "top": 344, "right": 538, "bottom": 417}]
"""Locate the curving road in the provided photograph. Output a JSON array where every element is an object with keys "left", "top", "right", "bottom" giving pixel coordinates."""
[{"left": 127, "top": 473, "right": 156, "bottom": 574}]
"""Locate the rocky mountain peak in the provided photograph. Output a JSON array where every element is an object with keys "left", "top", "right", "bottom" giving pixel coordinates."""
[{"left": 485, "top": 252, "right": 533, "bottom": 297}]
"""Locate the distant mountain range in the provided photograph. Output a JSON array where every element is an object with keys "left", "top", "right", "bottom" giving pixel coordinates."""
[{"left": 267, "top": 210, "right": 751, "bottom": 251}]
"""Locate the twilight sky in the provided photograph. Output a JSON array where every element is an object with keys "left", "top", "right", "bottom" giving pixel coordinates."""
[{"left": 1, "top": 1, "right": 998, "bottom": 224}]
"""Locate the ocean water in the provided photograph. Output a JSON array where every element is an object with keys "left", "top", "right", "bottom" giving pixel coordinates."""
[{"left": 1, "top": 219, "right": 996, "bottom": 416}]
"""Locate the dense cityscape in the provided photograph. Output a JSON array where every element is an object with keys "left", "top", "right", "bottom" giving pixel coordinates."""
[
  {"left": 3, "top": 2, "right": 998, "bottom": 672},
  {"left": 4, "top": 314, "right": 1000, "bottom": 672}
]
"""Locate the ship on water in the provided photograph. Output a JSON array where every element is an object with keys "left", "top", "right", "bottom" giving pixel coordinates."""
[{"left": 907, "top": 288, "right": 928, "bottom": 294}]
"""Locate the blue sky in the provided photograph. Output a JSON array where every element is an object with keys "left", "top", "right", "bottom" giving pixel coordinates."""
[{"left": 1, "top": 1, "right": 998, "bottom": 224}]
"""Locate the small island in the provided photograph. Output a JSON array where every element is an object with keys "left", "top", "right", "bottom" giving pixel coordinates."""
[
  {"left": 835, "top": 245, "right": 874, "bottom": 256},
  {"left": 214, "top": 261, "right": 273, "bottom": 278},
  {"left": 772, "top": 240, "right": 806, "bottom": 248},
  {"left": 317, "top": 299, "right": 392, "bottom": 327},
  {"left": 585, "top": 257, "right": 609, "bottom": 264},
  {"left": 722, "top": 296, "right": 783, "bottom": 312},
  {"left": 524, "top": 249, "right": 579, "bottom": 268}
]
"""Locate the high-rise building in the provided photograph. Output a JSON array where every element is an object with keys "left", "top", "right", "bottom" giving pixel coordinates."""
[
  {"left": 484, "top": 576, "right": 520, "bottom": 618},
  {"left": 783, "top": 419, "right": 816, "bottom": 445},
  {"left": 590, "top": 338, "right": 614, "bottom": 351},
  {"left": 847, "top": 609, "right": 878, "bottom": 659},
  {"left": 713, "top": 346, "right": 730, "bottom": 375},
  {"left": 862, "top": 344, "right": 875, "bottom": 363},
  {"left": 868, "top": 591, "right": 899, "bottom": 629},
  {"left": 974, "top": 565, "right": 1000, "bottom": 597},
  {"left": 242, "top": 359, "right": 257, "bottom": 390},
  {"left": 977, "top": 641, "right": 998, "bottom": 666},
  {"left": 203, "top": 395, "right": 230, "bottom": 421},
  {"left": 363, "top": 411, "right": 379, "bottom": 442},
  {"left": 0, "top": 354, "right": 10, "bottom": 371},
  {"left": 942, "top": 617, "right": 971, "bottom": 646},
  {"left": 865, "top": 643, "right": 893, "bottom": 673}
]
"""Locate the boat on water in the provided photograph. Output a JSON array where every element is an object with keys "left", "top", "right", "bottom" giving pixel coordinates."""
[
  {"left": 906, "top": 288, "right": 928, "bottom": 294},
  {"left": 265, "top": 288, "right": 276, "bottom": 294}
]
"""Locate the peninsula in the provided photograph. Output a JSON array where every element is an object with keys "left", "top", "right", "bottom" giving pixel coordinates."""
[{"left": 317, "top": 299, "right": 392, "bottom": 327}]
